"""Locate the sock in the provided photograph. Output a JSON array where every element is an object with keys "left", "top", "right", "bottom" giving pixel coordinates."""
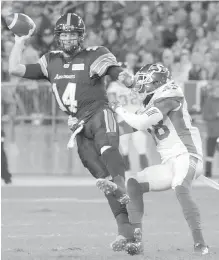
[
  {"left": 104, "top": 194, "right": 133, "bottom": 238},
  {"left": 140, "top": 182, "right": 150, "bottom": 193},
  {"left": 101, "top": 148, "right": 126, "bottom": 191},
  {"left": 126, "top": 178, "right": 144, "bottom": 225},
  {"left": 139, "top": 154, "right": 148, "bottom": 170},
  {"left": 123, "top": 155, "right": 130, "bottom": 171},
  {"left": 175, "top": 185, "right": 205, "bottom": 245},
  {"left": 116, "top": 213, "right": 134, "bottom": 239},
  {"left": 205, "top": 161, "right": 212, "bottom": 177}
]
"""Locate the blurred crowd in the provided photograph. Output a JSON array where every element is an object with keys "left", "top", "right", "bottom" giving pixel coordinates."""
[
  {"left": 1, "top": 1, "right": 219, "bottom": 180},
  {"left": 1, "top": 1, "right": 219, "bottom": 120}
]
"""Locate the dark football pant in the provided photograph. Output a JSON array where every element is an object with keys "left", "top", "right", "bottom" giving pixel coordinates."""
[{"left": 76, "top": 107, "right": 127, "bottom": 218}]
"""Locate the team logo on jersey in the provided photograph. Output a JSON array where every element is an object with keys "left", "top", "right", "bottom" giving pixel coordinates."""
[
  {"left": 54, "top": 74, "right": 75, "bottom": 80},
  {"left": 63, "top": 64, "right": 70, "bottom": 68},
  {"left": 72, "top": 64, "right": 84, "bottom": 71}
]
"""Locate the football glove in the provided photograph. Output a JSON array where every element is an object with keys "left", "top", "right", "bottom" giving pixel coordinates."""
[{"left": 118, "top": 71, "right": 135, "bottom": 88}]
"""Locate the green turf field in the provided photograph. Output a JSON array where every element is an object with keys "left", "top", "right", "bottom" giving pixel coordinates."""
[{"left": 2, "top": 185, "right": 219, "bottom": 260}]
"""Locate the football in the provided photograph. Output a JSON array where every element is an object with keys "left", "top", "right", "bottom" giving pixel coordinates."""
[{"left": 5, "top": 13, "right": 35, "bottom": 37}]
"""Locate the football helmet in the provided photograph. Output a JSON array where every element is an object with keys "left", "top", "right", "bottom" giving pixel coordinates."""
[
  {"left": 54, "top": 13, "right": 85, "bottom": 54},
  {"left": 133, "top": 63, "right": 171, "bottom": 96}
]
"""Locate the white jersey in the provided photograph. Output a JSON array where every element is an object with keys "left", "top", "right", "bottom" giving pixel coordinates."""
[
  {"left": 137, "top": 82, "right": 203, "bottom": 162},
  {"left": 107, "top": 81, "right": 141, "bottom": 113}
]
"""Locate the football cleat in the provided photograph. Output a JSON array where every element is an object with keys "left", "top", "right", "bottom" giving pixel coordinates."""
[
  {"left": 96, "top": 178, "right": 130, "bottom": 204},
  {"left": 118, "top": 194, "right": 130, "bottom": 205},
  {"left": 125, "top": 228, "right": 144, "bottom": 256},
  {"left": 110, "top": 235, "right": 128, "bottom": 252},
  {"left": 194, "top": 243, "right": 209, "bottom": 255},
  {"left": 96, "top": 178, "right": 117, "bottom": 195}
]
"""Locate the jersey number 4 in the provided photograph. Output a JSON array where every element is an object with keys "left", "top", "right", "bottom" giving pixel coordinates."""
[{"left": 52, "top": 83, "right": 77, "bottom": 113}]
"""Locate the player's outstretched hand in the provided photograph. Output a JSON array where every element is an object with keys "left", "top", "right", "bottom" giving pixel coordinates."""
[
  {"left": 14, "top": 24, "right": 36, "bottom": 45},
  {"left": 109, "top": 101, "right": 122, "bottom": 112},
  {"left": 118, "top": 71, "right": 135, "bottom": 88}
]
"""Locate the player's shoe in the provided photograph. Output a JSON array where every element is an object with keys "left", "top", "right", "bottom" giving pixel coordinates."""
[
  {"left": 110, "top": 235, "right": 129, "bottom": 252},
  {"left": 125, "top": 228, "right": 144, "bottom": 256},
  {"left": 96, "top": 178, "right": 130, "bottom": 204},
  {"left": 194, "top": 243, "right": 209, "bottom": 255}
]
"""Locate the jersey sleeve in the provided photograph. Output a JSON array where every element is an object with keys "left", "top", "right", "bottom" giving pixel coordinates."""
[
  {"left": 155, "top": 83, "right": 184, "bottom": 102},
  {"left": 89, "top": 46, "right": 119, "bottom": 78},
  {"left": 23, "top": 53, "right": 49, "bottom": 80},
  {"left": 154, "top": 83, "right": 184, "bottom": 113},
  {"left": 37, "top": 53, "right": 50, "bottom": 78}
]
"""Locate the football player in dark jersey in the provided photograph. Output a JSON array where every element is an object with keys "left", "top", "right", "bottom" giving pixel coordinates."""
[{"left": 9, "top": 13, "right": 135, "bottom": 250}]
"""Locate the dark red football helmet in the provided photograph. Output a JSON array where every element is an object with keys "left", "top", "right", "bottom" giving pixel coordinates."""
[
  {"left": 134, "top": 63, "right": 171, "bottom": 96},
  {"left": 54, "top": 13, "right": 85, "bottom": 54}
]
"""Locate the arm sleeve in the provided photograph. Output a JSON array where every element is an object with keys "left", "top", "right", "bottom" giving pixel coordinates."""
[
  {"left": 23, "top": 54, "right": 49, "bottom": 80},
  {"left": 115, "top": 106, "right": 163, "bottom": 131},
  {"left": 106, "top": 66, "right": 123, "bottom": 81},
  {"left": 89, "top": 46, "right": 120, "bottom": 78},
  {"left": 23, "top": 64, "right": 47, "bottom": 80}
]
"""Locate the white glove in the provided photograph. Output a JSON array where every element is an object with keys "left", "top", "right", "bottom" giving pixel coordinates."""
[{"left": 118, "top": 70, "right": 135, "bottom": 88}]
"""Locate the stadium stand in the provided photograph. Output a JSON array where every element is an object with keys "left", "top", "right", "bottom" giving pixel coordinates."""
[{"left": 1, "top": 1, "right": 219, "bottom": 177}]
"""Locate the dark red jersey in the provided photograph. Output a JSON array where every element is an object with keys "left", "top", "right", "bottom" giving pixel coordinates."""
[{"left": 24, "top": 46, "right": 120, "bottom": 118}]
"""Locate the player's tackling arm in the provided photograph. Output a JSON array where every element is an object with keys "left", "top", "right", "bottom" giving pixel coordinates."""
[{"left": 113, "top": 97, "right": 182, "bottom": 131}]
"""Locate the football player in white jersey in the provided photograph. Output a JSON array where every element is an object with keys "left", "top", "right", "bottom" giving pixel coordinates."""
[
  {"left": 97, "top": 63, "right": 219, "bottom": 255},
  {"left": 107, "top": 79, "right": 149, "bottom": 172}
]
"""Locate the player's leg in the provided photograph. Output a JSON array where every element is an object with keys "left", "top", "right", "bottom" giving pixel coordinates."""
[
  {"left": 119, "top": 134, "right": 131, "bottom": 171},
  {"left": 171, "top": 154, "right": 208, "bottom": 254},
  {"left": 131, "top": 131, "right": 149, "bottom": 170},
  {"left": 1, "top": 139, "right": 12, "bottom": 184},
  {"left": 125, "top": 164, "right": 172, "bottom": 255},
  {"left": 76, "top": 134, "right": 133, "bottom": 247},
  {"left": 205, "top": 137, "right": 217, "bottom": 177},
  {"left": 90, "top": 108, "right": 128, "bottom": 196},
  {"left": 77, "top": 133, "right": 109, "bottom": 179},
  {"left": 127, "top": 164, "right": 172, "bottom": 227}
]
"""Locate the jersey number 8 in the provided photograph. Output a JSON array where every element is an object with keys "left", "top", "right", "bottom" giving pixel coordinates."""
[
  {"left": 52, "top": 83, "right": 77, "bottom": 113},
  {"left": 148, "top": 120, "right": 170, "bottom": 141}
]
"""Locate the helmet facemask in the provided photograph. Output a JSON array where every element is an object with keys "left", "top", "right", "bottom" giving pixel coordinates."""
[
  {"left": 55, "top": 26, "right": 85, "bottom": 55},
  {"left": 133, "top": 64, "right": 170, "bottom": 100},
  {"left": 133, "top": 71, "right": 159, "bottom": 101}
]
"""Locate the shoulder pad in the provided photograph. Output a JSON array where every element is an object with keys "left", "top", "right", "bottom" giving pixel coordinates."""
[
  {"left": 89, "top": 46, "right": 118, "bottom": 77},
  {"left": 86, "top": 46, "right": 109, "bottom": 53},
  {"left": 155, "top": 82, "right": 184, "bottom": 100}
]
